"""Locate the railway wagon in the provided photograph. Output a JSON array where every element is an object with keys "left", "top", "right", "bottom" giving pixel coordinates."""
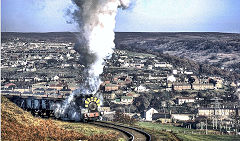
[{"left": 5, "top": 94, "right": 101, "bottom": 121}]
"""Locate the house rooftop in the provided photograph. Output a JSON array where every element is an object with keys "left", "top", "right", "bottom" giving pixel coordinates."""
[
  {"left": 22, "top": 91, "right": 33, "bottom": 94},
  {"left": 105, "top": 84, "right": 118, "bottom": 87},
  {"left": 178, "top": 97, "right": 195, "bottom": 99},
  {"left": 121, "top": 96, "right": 133, "bottom": 100},
  {"left": 4, "top": 83, "right": 16, "bottom": 87},
  {"left": 152, "top": 113, "right": 171, "bottom": 119}
]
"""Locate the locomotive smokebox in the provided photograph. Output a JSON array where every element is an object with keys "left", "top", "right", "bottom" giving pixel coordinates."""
[{"left": 55, "top": 93, "right": 101, "bottom": 122}]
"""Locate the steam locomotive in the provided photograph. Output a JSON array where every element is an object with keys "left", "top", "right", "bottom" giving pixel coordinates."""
[{"left": 53, "top": 94, "right": 101, "bottom": 121}]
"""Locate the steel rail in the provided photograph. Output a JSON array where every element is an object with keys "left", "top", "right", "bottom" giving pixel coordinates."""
[
  {"left": 89, "top": 121, "right": 134, "bottom": 141},
  {"left": 92, "top": 121, "right": 151, "bottom": 141}
]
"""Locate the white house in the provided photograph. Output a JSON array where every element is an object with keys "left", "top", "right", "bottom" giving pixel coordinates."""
[
  {"left": 148, "top": 65, "right": 153, "bottom": 70},
  {"left": 135, "top": 85, "right": 148, "bottom": 92},
  {"left": 145, "top": 108, "right": 158, "bottom": 121},
  {"left": 53, "top": 75, "right": 59, "bottom": 81},
  {"left": 177, "top": 97, "right": 195, "bottom": 105},
  {"left": 173, "top": 69, "right": 178, "bottom": 75},
  {"left": 154, "top": 62, "right": 172, "bottom": 68},
  {"left": 171, "top": 114, "right": 194, "bottom": 122},
  {"left": 236, "top": 88, "right": 240, "bottom": 100},
  {"left": 120, "top": 96, "right": 133, "bottom": 105},
  {"left": 184, "top": 71, "right": 193, "bottom": 75},
  {"left": 167, "top": 75, "right": 176, "bottom": 82},
  {"left": 122, "top": 62, "right": 129, "bottom": 68}
]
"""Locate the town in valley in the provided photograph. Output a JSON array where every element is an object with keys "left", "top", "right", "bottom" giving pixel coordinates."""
[{"left": 1, "top": 32, "right": 240, "bottom": 137}]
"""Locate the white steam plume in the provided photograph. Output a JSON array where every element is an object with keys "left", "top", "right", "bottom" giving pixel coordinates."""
[
  {"left": 72, "top": 0, "right": 132, "bottom": 93},
  {"left": 56, "top": 0, "right": 133, "bottom": 119}
]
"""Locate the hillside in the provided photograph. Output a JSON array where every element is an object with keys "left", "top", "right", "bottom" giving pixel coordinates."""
[
  {"left": 115, "top": 32, "right": 240, "bottom": 73},
  {"left": 1, "top": 96, "right": 118, "bottom": 141}
]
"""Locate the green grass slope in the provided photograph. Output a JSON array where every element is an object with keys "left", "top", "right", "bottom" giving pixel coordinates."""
[{"left": 1, "top": 96, "right": 118, "bottom": 141}]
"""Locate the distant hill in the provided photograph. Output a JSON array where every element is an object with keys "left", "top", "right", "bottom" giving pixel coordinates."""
[
  {"left": 115, "top": 32, "right": 240, "bottom": 73},
  {"left": 115, "top": 32, "right": 240, "bottom": 54},
  {"left": 1, "top": 32, "right": 78, "bottom": 43}
]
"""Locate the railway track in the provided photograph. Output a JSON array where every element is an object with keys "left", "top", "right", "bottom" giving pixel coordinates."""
[{"left": 90, "top": 121, "right": 151, "bottom": 141}]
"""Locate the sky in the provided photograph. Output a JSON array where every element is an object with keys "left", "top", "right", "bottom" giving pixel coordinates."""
[{"left": 1, "top": 0, "right": 240, "bottom": 32}]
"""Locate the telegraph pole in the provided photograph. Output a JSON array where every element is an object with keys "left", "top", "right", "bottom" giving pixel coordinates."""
[
  {"left": 234, "top": 103, "right": 239, "bottom": 135},
  {"left": 206, "top": 118, "right": 208, "bottom": 134},
  {"left": 129, "top": 104, "right": 131, "bottom": 113}
]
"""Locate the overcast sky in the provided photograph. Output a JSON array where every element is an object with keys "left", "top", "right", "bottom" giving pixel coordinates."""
[{"left": 1, "top": 0, "right": 240, "bottom": 32}]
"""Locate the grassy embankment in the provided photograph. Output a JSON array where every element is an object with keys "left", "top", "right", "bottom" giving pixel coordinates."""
[
  {"left": 1, "top": 96, "right": 122, "bottom": 141},
  {"left": 137, "top": 122, "right": 240, "bottom": 141}
]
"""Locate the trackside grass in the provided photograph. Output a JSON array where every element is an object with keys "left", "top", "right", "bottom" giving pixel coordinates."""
[{"left": 137, "top": 122, "right": 240, "bottom": 141}]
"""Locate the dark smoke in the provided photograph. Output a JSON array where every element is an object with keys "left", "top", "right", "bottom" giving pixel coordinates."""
[{"left": 74, "top": 40, "right": 96, "bottom": 68}]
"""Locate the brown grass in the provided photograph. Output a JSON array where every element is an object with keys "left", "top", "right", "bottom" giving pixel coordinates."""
[{"left": 1, "top": 96, "right": 118, "bottom": 141}]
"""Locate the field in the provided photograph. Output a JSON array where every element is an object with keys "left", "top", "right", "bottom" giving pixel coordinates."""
[
  {"left": 137, "top": 122, "right": 240, "bottom": 141},
  {"left": 1, "top": 96, "right": 122, "bottom": 141}
]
